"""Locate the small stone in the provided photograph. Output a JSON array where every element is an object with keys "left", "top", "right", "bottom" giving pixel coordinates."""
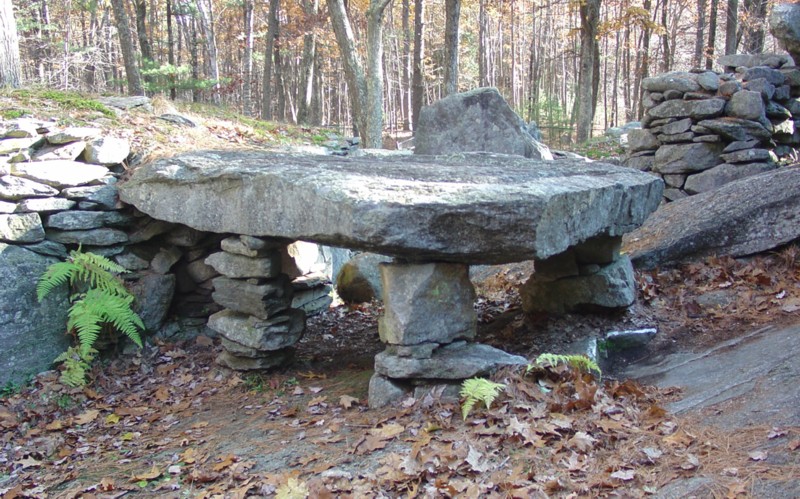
[
  {"left": 240, "top": 235, "right": 288, "bottom": 250},
  {"left": 773, "top": 119, "right": 796, "bottom": 137},
  {"left": 150, "top": 246, "right": 182, "bottom": 274},
  {"left": 127, "top": 219, "right": 175, "bottom": 243},
  {"left": 661, "top": 118, "right": 693, "bottom": 135},
  {"left": 46, "top": 127, "right": 101, "bottom": 145},
  {"left": 624, "top": 155, "right": 654, "bottom": 171},
  {"left": 533, "top": 250, "right": 579, "bottom": 281},
  {"left": 114, "top": 250, "right": 151, "bottom": 270},
  {"left": 0, "top": 213, "right": 45, "bottom": 243},
  {"left": 720, "top": 148, "right": 776, "bottom": 164},
  {"left": 653, "top": 142, "right": 725, "bottom": 174},
  {"left": 31, "top": 141, "right": 86, "bottom": 161},
  {"left": 220, "top": 236, "right": 274, "bottom": 257},
  {"left": 718, "top": 80, "right": 743, "bottom": 97},
  {"left": 291, "top": 284, "right": 333, "bottom": 315},
  {"left": 186, "top": 258, "right": 219, "bottom": 284},
  {"left": 163, "top": 225, "right": 206, "bottom": 247},
  {"left": 15, "top": 197, "right": 75, "bottom": 213},
  {"left": 774, "top": 84, "right": 791, "bottom": 101},
  {"left": 212, "top": 274, "right": 293, "bottom": 319},
  {"left": 663, "top": 188, "right": 688, "bottom": 201},
  {"left": 696, "top": 71, "right": 720, "bottom": 91},
  {"left": 46, "top": 227, "right": 128, "bottom": 246},
  {"left": 129, "top": 274, "right": 176, "bottom": 331},
  {"left": 216, "top": 349, "right": 293, "bottom": 370},
  {"left": 642, "top": 72, "right": 701, "bottom": 93},
  {"left": 663, "top": 174, "right": 687, "bottom": 188},
  {"left": 696, "top": 118, "right": 772, "bottom": 142},
  {"left": 766, "top": 102, "right": 792, "bottom": 120},
  {"left": 9, "top": 150, "right": 30, "bottom": 163},
  {"left": 0, "top": 175, "right": 59, "bottom": 200},
  {"left": 44, "top": 210, "right": 132, "bottom": 230},
  {"left": 604, "top": 328, "right": 657, "bottom": 350},
  {"left": 368, "top": 374, "right": 411, "bottom": 409},
  {"left": 742, "top": 67, "right": 785, "bottom": 86},
  {"left": 205, "top": 251, "right": 282, "bottom": 279},
  {"left": 208, "top": 308, "right": 306, "bottom": 350},
  {"left": 726, "top": 90, "right": 765, "bottom": 121},
  {"left": 374, "top": 342, "right": 528, "bottom": 379},
  {"left": 627, "top": 129, "right": 660, "bottom": 153},
  {"left": 11, "top": 160, "right": 109, "bottom": 188},
  {"left": 663, "top": 89, "right": 683, "bottom": 100},
  {"left": 659, "top": 132, "right": 695, "bottom": 144},
  {"left": 574, "top": 235, "right": 622, "bottom": 264},
  {"left": 21, "top": 239, "right": 68, "bottom": 258},
  {"left": 3, "top": 121, "right": 39, "bottom": 138},
  {"left": 61, "top": 184, "right": 120, "bottom": 210},
  {"left": 647, "top": 99, "right": 726, "bottom": 120},
  {"left": 743, "top": 78, "right": 776, "bottom": 101},
  {"left": 83, "top": 136, "right": 131, "bottom": 165},
  {"left": 692, "top": 135, "right": 721, "bottom": 143},
  {"left": 336, "top": 252, "right": 391, "bottom": 303},
  {"left": 379, "top": 262, "right": 476, "bottom": 345}
]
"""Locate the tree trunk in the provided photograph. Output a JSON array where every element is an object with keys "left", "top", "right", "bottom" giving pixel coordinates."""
[
  {"left": 707, "top": 0, "right": 719, "bottom": 69},
  {"left": 694, "top": 0, "right": 707, "bottom": 67},
  {"left": 0, "top": 0, "right": 22, "bottom": 88},
  {"left": 401, "top": 0, "right": 411, "bottom": 130},
  {"left": 167, "top": 0, "right": 176, "bottom": 100},
  {"left": 326, "top": 0, "right": 368, "bottom": 138},
  {"left": 412, "top": 0, "right": 425, "bottom": 131},
  {"left": 109, "top": 0, "right": 144, "bottom": 95},
  {"left": 363, "top": 0, "right": 392, "bottom": 147},
  {"left": 134, "top": 1, "right": 153, "bottom": 64},
  {"left": 742, "top": 0, "right": 767, "bottom": 53},
  {"left": 636, "top": 0, "right": 652, "bottom": 118},
  {"left": 262, "top": 0, "right": 280, "bottom": 119},
  {"left": 725, "top": 0, "right": 738, "bottom": 55},
  {"left": 297, "top": 0, "right": 318, "bottom": 124},
  {"left": 575, "top": 0, "right": 600, "bottom": 142},
  {"left": 478, "top": 0, "right": 487, "bottom": 87},
  {"left": 195, "top": 0, "right": 220, "bottom": 104},
  {"left": 443, "top": 0, "right": 460, "bottom": 96},
  {"left": 242, "top": 0, "right": 254, "bottom": 115},
  {"left": 661, "top": 0, "right": 671, "bottom": 71}
]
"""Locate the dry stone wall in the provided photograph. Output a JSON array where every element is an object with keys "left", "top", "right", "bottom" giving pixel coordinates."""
[{"left": 625, "top": 53, "right": 800, "bottom": 201}]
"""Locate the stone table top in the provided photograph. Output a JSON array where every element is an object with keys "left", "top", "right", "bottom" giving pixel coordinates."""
[{"left": 119, "top": 151, "right": 663, "bottom": 264}]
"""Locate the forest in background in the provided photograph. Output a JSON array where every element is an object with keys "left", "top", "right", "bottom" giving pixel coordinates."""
[{"left": 7, "top": 0, "right": 786, "bottom": 146}]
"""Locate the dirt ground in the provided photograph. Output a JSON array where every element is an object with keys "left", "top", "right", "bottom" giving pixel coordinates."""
[{"left": 2, "top": 248, "right": 799, "bottom": 498}]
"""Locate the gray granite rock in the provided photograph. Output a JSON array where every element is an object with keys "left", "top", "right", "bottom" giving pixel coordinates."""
[
  {"left": 129, "top": 273, "right": 175, "bottom": 332},
  {"left": 696, "top": 71, "right": 720, "bottom": 91},
  {"left": 415, "top": 88, "right": 553, "bottom": 160},
  {"left": 642, "top": 72, "right": 700, "bottom": 93},
  {"left": 21, "top": 239, "right": 68, "bottom": 258},
  {"left": 0, "top": 200, "right": 15, "bottom": 213},
  {"left": 723, "top": 140, "right": 760, "bottom": 153},
  {"left": 98, "top": 96, "right": 151, "bottom": 111},
  {"left": 46, "top": 127, "right": 101, "bottom": 144},
  {"left": 15, "top": 197, "right": 76, "bottom": 213},
  {"left": 31, "top": 141, "right": 86, "bottom": 161},
  {"left": 533, "top": 250, "right": 579, "bottom": 282},
  {"left": 726, "top": 90, "right": 765, "bottom": 120},
  {"left": 720, "top": 148, "right": 776, "bottom": 164},
  {"left": 661, "top": 118, "right": 693, "bottom": 135},
  {"left": 718, "top": 53, "right": 792, "bottom": 69},
  {"left": 624, "top": 154, "right": 654, "bottom": 171},
  {"left": 684, "top": 162, "right": 778, "bottom": 194},
  {"left": 3, "top": 120, "right": 39, "bottom": 138},
  {"left": 11, "top": 160, "right": 109, "bottom": 188},
  {"left": 653, "top": 142, "right": 724, "bottom": 174},
  {"left": 211, "top": 274, "right": 293, "bottom": 319},
  {"left": 695, "top": 118, "right": 772, "bottom": 142},
  {"left": 574, "top": 235, "right": 622, "bottom": 264},
  {"left": 374, "top": 342, "right": 528, "bottom": 379},
  {"left": 120, "top": 152, "right": 663, "bottom": 265},
  {"left": 769, "top": 4, "right": 800, "bottom": 63},
  {"left": 150, "top": 245, "right": 182, "bottom": 274},
  {"left": 743, "top": 66, "right": 786, "bottom": 86},
  {"left": 291, "top": 284, "right": 333, "bottom": 315},
  {"left": 208, "top": 308, "right": 306, "bottom": 350},
  {"left": 625, "top": 168, "right": 800, "bottom": 269},
  {"left": 46, "top": 227, "right": 128, "bottom": 246},
  {"left": 0, "top": 244, "right": 70, "bottom": 386},
  {"left": 627, "top": 129, "right": 660, "bottom": 153},
  {"left": 83, "top": 136, "right": 131, "bottom": 165},
  {"left": 163, "top": 225, "right": 207, "bottom": 247},
  {"left": 0, "top": 136, "right": 42, "bottom": 155},
  {"left": 378, "top": 262, "right": 476, "bottom": 345},
  {"left": 0, "top": 175, "right": 59, "bottom": 200},
  {"left": 743, "top": 78, "right": 776, "bottom": 101},
  {"left": 61, "top": 184, "right": 120, "bottom": 210},
  {"left": 220, "top": 236, "right": 276, "bottom": 257},
  {"left": 185, "top": 258, "right": 219, "bottom": 283},
  {"left": 205, "top": 251, "right": 281, "bottom": 279},
  {"left": 335, "top": 252, "right": 391, "bottom": 303},
  {"left": 647, "top": 99, "right": 726, "bottom": 120},
  {"left": 0, "top": 213, "right": 45, "bottom": 243},
  {"left": 44, "top": 210, "right": 133, "bottom": 230},
  {"left": 766, "top": 102, "right": 792, "bottom": 120},
  {"left": 521, "top": 256, "right": 636, "bottom": 314},
  {"left": 368, "top": 374, "right": 411, "bottom": 409}
]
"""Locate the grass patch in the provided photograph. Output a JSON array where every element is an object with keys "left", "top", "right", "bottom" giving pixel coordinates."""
[
  {"left": 0, "top": 108, "right": 28, "bottom": 120},
  {"left": 4, "top": 88, "right": 115, "bottom": 118},
  {"left": 571, "top": 136, "right": 625, "bottom": 160}
]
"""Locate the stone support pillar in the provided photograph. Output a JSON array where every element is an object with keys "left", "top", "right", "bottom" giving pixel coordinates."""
[
  {"left": 205, "top": 235, "right": 306, "bottom": 370},
  {"left": 520, "top": 235, "right": 636, "bottom": 314},
  {"left": 369, "top": 261, "right": 527, "bottom": 408}
]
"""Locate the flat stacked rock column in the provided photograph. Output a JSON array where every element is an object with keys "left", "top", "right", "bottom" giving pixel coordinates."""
[
  {"left": 369, "top": 261, "right": 527, "bottom": 408},
  {"left": 205, "top": 235, "right": 306, "bottom": 370},
  {"left": 520, "top": 235, "right": 636, "bottom": 314}
]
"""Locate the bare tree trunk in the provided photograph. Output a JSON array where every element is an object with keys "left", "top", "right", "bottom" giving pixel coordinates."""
[
  {"left": 262, "top": 0, "right": 280, "bottom": 119},
  {"left": 478, "top": 0, "right": 487, "bottom": 87},
  {"left": 443, "top": 0, "right": 460, "bottom": 96},
  {"left": 401, "top": 0, "right": 411, "bottom": 130},
  {"left": 661, "top": 0, "right": 671, "bottom": 71},
  {"left": 707, "top": 0, "right": 719, "bottom": 69},
  {"left": 412, "top": 0, "right": 425, "bottom": 131},
  {"left": 135, "top": 0, "right": 153, "bottom": 89},
  {"left": 326, "top": 0, "right": 368, "bottom": 138},
  {"left": 0, "top": 0, "right": 22, "bottom": 88},
  {"left": 275, "top": 39, "right": 286, "bottom": 120},
  {"left": 242, "top": 0, "right": 254, "bottom": 115},
  {"left": 742, "top": 0, "right": 767, "bottom": 53},
  {"left": 364, "top": 0, "right": 392, "bottom": 147},
  {"left": 694, "top": 0, "right": 707, "bottom": 67},
  {"left": 109, "top": 0, "right": 144, "bottom": 95},
  {"left": 636, "top": 0, "right": 652, "bottom": 118},
  {"left": 297, "top": 0, "right": 318, "bottom": 124},
  {"left": 195, "top": 0, "right": 220, "bottom": 104},
  {"left": 575, "top": 0, "right": 600, "bottom": 142},
  {"left": 167, "top": 0, "right": 176, "bottom": 99},
  {"left": 725, "top": 0, "right": 738, "bottom": 55}
]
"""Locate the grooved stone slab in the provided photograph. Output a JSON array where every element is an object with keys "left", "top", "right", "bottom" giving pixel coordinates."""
[
  {"left": 374, "top": 342, "right": 528, "bottom": 379},
  {"left": 120, "top": 152, "right": 663, "bottom": 264}
]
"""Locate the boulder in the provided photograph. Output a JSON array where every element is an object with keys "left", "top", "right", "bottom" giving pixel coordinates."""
[
  {"left": 379, "top": 262, "right": 476, "bottom": 345},
  {"left": 0, "top": 213, "right": 45, "bottom": 243},
  {"left": 0, "top": 244, "right": 70, "bottom": 386},
  {"left": 0, "top": 137, "right": 42, "bottom": 155},
  {"left": 520, "top": 256, "right": 636, "bottom": 314},
  {"left": 769, "top": 3, "right": 800, "bottom": 63},
  {"left": 32, "top": 141, "right": 86, "bottom": 161},
  {"left": 83, "top": 137, "right": 131, "bottom": 166},
  {"left": 374, "top": 342, "right": 528, "bottom": 379},
  {"left": 414, "top": 87, "right": 553, "bottom": 160},
  {"left": 624, "top": 168, "right": 800, "bottom": 269},
  {"left": 718, "top": 53, "right": 792, "bottom": 69},
  {"left": 335, "top": 252, "right": 391, "bottom": 303},
  {"left": 684, "top": 162, "right": 777, "bottom": 194},
  {"left": 119, "top": 151, "right": 663, "bottom": 265}
]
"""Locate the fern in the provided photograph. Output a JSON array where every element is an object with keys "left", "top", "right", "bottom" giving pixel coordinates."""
[
  {"left": 460, "top": 378, "right": 506, "bottom": 420},
  {"left": 68, "top": 289, "right": 144, "bottom": 355},
  {"left": 529, "top": 353, "right": 602, "bottom": 378},
  {"left": 37, "top": 248, "right": 129, "bottom": 302},
  {"left": 53, "top": 346, "right": 97, "bottom": 387}
]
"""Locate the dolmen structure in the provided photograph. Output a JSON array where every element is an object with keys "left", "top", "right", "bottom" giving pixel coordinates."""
[{"left": 120, "top": 151, "right": 663, "bottom": 407}]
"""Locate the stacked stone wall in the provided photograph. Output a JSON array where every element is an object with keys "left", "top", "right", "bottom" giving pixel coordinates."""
[{"left": 625, "top": 53, "right": 800, "bottom": 201}]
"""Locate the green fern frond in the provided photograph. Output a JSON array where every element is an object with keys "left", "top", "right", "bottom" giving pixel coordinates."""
[
  {"left": 460, "top": 377, "right": 506, "bottom": 420},
  {"left": 36, "top": 261, "right": 76, "bottom": 301},
  {"left": 53, "top": 346, "right": 97, "bottom": 387},
  {"left": 73, "top": 289, "right": 144, "bottom": 351},
  {"left": 529, "top": 353, "right": 602, "bottom": 377},
  {"left": 69, "top": 250, "right": 130, "bottom": 297}
]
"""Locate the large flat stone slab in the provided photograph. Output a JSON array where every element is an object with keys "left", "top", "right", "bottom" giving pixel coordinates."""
[{"left": 120, "top": 152, "right": 663, "bottom": 264}]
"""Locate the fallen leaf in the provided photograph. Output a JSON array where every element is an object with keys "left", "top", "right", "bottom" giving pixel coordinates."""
[
  {"left": 212, "top": 454, "right": 237, "bottom": 471},
  {"left": 276, "top": 477, "right": 309, "bottom": 499},
  {"left": 610, "top": 469, "right": 635, "bottom": 481},
  {"left": 642, "top": 447, "right": 663, "bottom": 462},
  {"left": 567, "top": 431, "right": 597, "bottom": 453},
  {"left": 722, "top": 467, "right": 739, "bottom": 476},
  {"left": 767, "top": 428, "right": 787, "bottom": 439},
  {"left": 748, "top": 450, "right": 768, "bottom": 461},
  {"left": 680, "top": 453, "right": 700, "bottom": 470},
  {"left": 14, "top": 457, "right": 42, "bottom": 469},
  {"left": 309, "top": 386, "right": 324, "bottom": 394},
  {"left": 663, "top": 429, "right": 694, "bottom": 448},
  {"left": 132, "top": 465, "right": 161, "bottom": 481},
  {"left": 465, "top": 445, "right": 490, "bottom": 473},
  {"left": 195, "top": 335, "right": 214, "bottom": 347},
  {"left": 789, "top": 439, "right": 800, "bottom": 451},
  {"left": 45, "top": 420, "right": 64, "bottom": 431},
  {"left": 339, "top": 395, "right": 359, "bottom": 409},
  {"left": 307, "top": 395, "right": 327, "bottom": 407},
  {"left": 75, "top": 409, "right": 100, "bottom": 425},
  {"left": 369, "top": 423, "right": 405, "bottom": 440},
  {"left": 105, "top": 413, "right": 120, "bottom": 425},
  {"left": 168, "top": 465, "right": 182, "bottom": 475}
]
